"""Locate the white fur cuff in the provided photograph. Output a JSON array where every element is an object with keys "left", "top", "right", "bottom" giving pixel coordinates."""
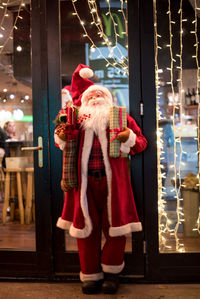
[
  {"left": 80, "top": 271, "right": 104, "bottom": 282},
  {"left": 101, "top": 262, "right": 125, "bottom": 274},
  {"left": 54, "top": 133, "right": 66, "bottom": 150},
  {"left": 109, "top": 222, "right": 142, "bottom": 237},
  {"left": 56, "top": 217, "right": 71, "bottom": 230},
  {"left": 120, "top": 129, "right": 136, "bottom": 154}
]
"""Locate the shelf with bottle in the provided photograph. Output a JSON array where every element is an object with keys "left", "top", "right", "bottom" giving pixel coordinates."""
[{"left": 185, "top": 88, "right": 200, "bottom": 107}]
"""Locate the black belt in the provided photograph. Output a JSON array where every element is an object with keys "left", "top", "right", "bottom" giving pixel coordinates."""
[{"left": 88, "top": 169, "right": 106, "bottom": 180}]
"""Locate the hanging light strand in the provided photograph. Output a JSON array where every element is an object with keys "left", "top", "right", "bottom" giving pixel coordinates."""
[
  {"left": 0, "top": 0, "right": 10, "bottom": 31},
  {"left": 194, "top": 0, "right": 200, "bottom": 234},
  {"left": 87, "top": 0, "right": 128, "bottom": 69},
  {"left": 0, "top": 0, "right": 24, "bottom": 54},
  {"left": 71, "top": 0, "right": 128, "bottom": 74},
  {"left": 87, "top": 0, "right": 126, "bottom": 69},
  {"left": 168, "top": 0, "right": 185, "bottom": 253},
  {"left": 154, "top": 0, "right": 170, "bottom": 251}
]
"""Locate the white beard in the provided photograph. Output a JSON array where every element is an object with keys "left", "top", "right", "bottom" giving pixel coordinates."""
[{"left": 79, "top": 97, "right": 112, "bottom": 134}]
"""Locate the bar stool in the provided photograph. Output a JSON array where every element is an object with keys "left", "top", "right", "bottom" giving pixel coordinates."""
[
  {"left": 2, "top": 168, "right": 24, "bottom": 225},
  {"left": 24, "top": 167, "right": 34, "bottom": 224}
]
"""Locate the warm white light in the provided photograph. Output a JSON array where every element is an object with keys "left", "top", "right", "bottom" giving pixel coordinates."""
[
  {"left": 24, "top": 95, "right": 29, "bottom": 100},
  {"left": 0, "top": 110, "right": 12, "bottom": 120},
  {"left": 3, "top": 88, "right": 7, "bottom": 92},
  {"left": 13, "top": 109, "right": 24, "bottom": 120},
  {"left": 16, "top": 45, "right": 22, "bottom": 52},
  {"left": 0, "top": 33, "right": 3, "bottom": 38}
]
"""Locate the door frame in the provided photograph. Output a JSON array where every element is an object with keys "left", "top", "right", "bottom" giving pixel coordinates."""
[
  {"left": 0, "top": 0, "right": 54, "bottom": 278},
  {"left": 52, "top": 0, "right": 146, "bottom": 279}
]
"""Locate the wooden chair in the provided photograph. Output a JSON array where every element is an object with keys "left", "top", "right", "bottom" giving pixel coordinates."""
[
  {"left": 2, "top": 168, "right": 24, "bottom": 225},
  {"left": 24, "top": 167, "right": 34, "bottom": 224}
]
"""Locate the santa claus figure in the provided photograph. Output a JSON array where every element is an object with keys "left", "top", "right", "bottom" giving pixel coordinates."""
[
  {"left": 55, "top": 64, "right": 147, "bottom": 294},
  {"left": 61, "top": 85, "right": 72, "bottom": 108}
]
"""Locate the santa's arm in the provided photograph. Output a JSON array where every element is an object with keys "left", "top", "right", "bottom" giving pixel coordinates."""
[{"left": 118, "top": 114, "right": 147, "bottom": 155}]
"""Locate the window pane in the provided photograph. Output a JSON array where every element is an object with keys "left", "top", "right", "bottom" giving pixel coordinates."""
[
  {"left": 0, "top": 2, "right": 35, "bottom": 251},
  {"left": 154, "top": 0, "right": 200, "bottom": 253}
]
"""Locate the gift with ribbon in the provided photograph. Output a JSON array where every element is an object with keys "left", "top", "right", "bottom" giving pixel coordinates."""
[
  {"left": 58, "top": 107, "right": 78, "bottom": 127},
  {"left": 109, "top": 106, "right": 128, "bottom": 158}
]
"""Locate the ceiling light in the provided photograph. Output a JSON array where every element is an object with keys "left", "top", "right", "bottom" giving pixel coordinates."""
[
  {"left": 3, "top": 88, "right": 7, "bottom": 92},
  {"left": 24, "top": 95, "right": 29, "bottom": 100},
  {"left": 9, "top": 94, "right": 15, "bottom": 99},
  {"left": 16, "top": 45, "right": 22, "bottom": 52}
]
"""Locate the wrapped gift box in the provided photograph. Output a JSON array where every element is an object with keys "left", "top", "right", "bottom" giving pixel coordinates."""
[
  {"left": 109, "top": 106, "right": 127, "bottom": 158},
  {"left": 59, "top": 107, "right": 78, "bottom": 126}
]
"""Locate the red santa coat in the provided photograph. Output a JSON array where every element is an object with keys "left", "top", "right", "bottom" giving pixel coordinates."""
[{"left": 56, "top": 114, "right": 147, "bottom": 238}]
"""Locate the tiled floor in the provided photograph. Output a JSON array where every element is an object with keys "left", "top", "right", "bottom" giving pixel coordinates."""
[{"left": 0, "top": 282, "right": 200, "bottom": 299}]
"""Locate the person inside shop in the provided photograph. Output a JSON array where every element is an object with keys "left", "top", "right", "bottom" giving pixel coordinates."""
[
  {"left": 54, "top": 64, "right": 147, "bottom": 295},
  {"left": 3, "top": 121, "right": 18, "bottom": 141}
]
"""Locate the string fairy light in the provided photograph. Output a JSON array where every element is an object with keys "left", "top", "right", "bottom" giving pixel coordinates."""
[
  {"left": 0, "top": 0, "right": 24, "bottom": 54},
  {"left": 71, "top": 0, "right": 128, "bottom": 74},
  {"left": 154, "top": 0, "right": 193, "bottom": 253},
  {"left": 0, "top": 0, "right": 10, "bottom": 33},
  {"left": 87, "top": 0, "right": 128, "bottom": 66},
  {"left": 153, "top": 0, "right": 170, "bottom": 252},
  {"left": 193, "top": 0, "right": 200, "bottom": 234}
]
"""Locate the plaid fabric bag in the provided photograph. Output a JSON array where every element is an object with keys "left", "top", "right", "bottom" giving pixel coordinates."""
[
  {"left": 109, "top": 106, "right": 127, "bottom": 158},
  {"left": 61, "top": 130, "right": 79, "bottom": 191}
]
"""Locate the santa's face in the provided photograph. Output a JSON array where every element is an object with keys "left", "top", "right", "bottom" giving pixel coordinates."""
[
  {"left": 86, "top": 90, "right": 106, "bottom": 106},
  {"left": 79, "top": 88, "right": 112, "bottom": 132}
]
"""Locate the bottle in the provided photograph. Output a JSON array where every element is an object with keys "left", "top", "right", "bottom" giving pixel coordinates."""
[
  {"left": 191, "top": 88, "right": 196, "bottom": 105},
  {"left": 195, "top": 88, "right": 200, "bottom": 104},
  {"left": 185, "top": 88, "right": 191, "bottom": 106}
]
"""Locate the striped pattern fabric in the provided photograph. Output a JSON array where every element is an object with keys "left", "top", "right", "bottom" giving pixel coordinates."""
[
  {"left": 61, "top": 138, "right": 78, "bottom": 191},
  {"left": 109, "top": 106, "right": 127, "bottom": 158}
]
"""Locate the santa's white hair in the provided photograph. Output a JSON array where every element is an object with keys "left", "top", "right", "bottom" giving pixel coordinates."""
[{"left": 79, "top": 86, "right": 113, "bottom": 134}]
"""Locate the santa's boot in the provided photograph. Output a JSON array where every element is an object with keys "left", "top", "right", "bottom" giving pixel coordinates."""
[
  {"left": 82, "top": 280, "right": 102, "bottom": 294},
  {"left": 102, "top": 273, "right": 119, "bottom": 294}
]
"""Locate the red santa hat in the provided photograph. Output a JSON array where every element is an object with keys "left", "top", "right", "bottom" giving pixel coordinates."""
[{"left": 70, "top": 64, "right": 113, "bottom": 106}]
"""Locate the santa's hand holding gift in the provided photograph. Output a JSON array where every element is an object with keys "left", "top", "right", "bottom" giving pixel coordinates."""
[{"left": 54, "top": 64, "right": 147, "bottom": 295}]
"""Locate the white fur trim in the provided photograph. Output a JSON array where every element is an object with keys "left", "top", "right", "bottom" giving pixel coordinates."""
[
  {"left": 120, "top": 129, "right": 136, "bottom": 154},
  {"left": 56, "top": 217, "right": 71, "bottom": 230},
  {"left": 54, "top": 133, "right": 66, "bottom": 150},
  {"left": 79, "top": 67, "right": 94, "bottom": 79},
  {"left": 101, "top": 262, "right": 125, "bottom": 274},
  {"left": 109, "top": 222, "right": 142, "bottom": 237},
  {"left": 97, "top": 129, "right": 112, "bottom": 226},
  {"left": 69, "top": 129, "right": 94, "bottom": 239},
  {"left": 120, "top": 143, "right": 131, "bottom": 154},
  {"left": 81, "top": 85, "right": 113, "bottom": 106},
  {"left": 80, "top": 271, "right": 104, "bottom": 282},
  {"left": 123, "top": 129, "right": 136, "bottom": 147}
]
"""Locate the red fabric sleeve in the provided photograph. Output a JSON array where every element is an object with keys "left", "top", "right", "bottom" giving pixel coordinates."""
[{"left": 127, "top": 114, "right": 147, "bottom": 155}]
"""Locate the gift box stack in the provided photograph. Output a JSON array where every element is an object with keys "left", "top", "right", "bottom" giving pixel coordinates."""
[{"left": 109, "top": 106, "right": 128, "bottom": 158}]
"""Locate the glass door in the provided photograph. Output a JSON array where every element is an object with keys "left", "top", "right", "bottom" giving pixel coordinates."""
[
  {"left": 140, "top": 0, "right": 200, "bottom": 281},
  {"left": 0, "top": 0, "right": 53, "bottom": 277},
  {"left": 53, "top": 0, "right": 145, "bottom": 277}
]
